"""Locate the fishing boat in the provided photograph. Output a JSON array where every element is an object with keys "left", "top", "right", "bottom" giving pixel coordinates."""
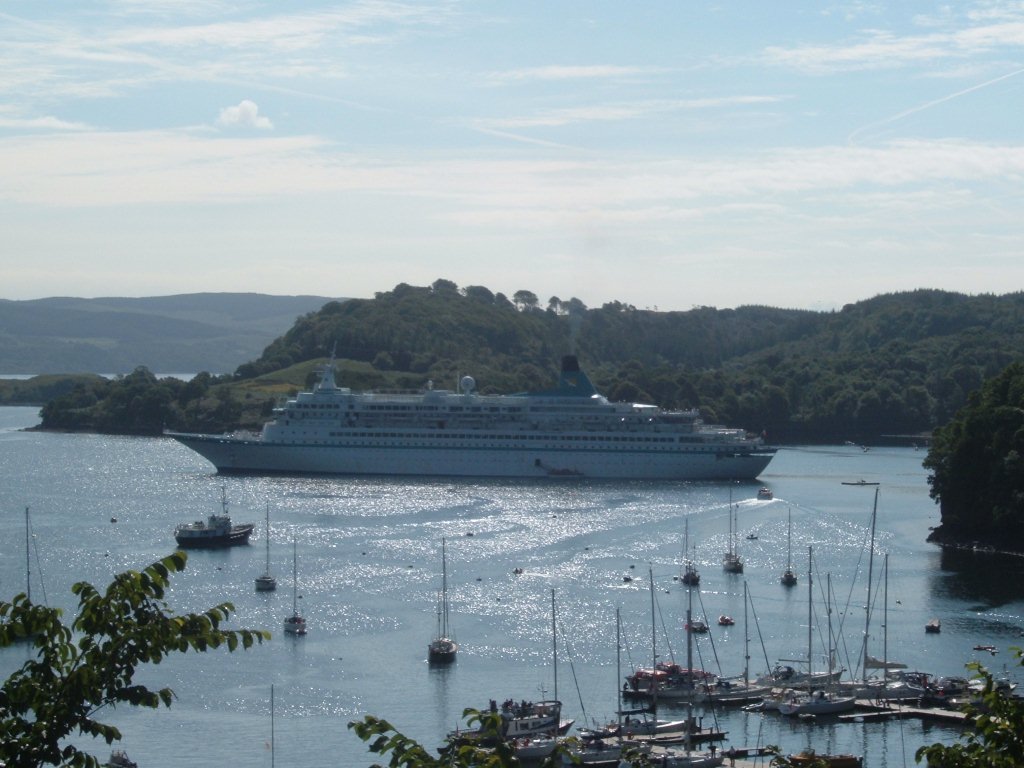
[
  {"left": 467, "top": 592, "right": 573, "bottom": 750},
  {"left": 167, "top": 355, "right": 776, "bottom": 480},
  {"left": 174, "top": 487, "right": 254, "bottom": 549},
  {"left": 427, "top": 537, "right": 457, "bottom": 664},
  {"left": 283, "top": 538, "right": 306, "bottom": 636},
  {"left": 254, "top": 502, "right": 276, "bottom": 591},
  {"left": 104, "top": 750, "right": 138, "bottom": 768},
  {"left": 464, "top": 698, "right": 571, "bottom": 742}
]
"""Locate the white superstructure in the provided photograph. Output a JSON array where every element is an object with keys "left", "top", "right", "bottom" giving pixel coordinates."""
[{"left": 168, "top": 356, "right": 776, "bottom": 480}]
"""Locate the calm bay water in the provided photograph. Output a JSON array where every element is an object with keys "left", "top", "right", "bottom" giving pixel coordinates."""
[{"left": 2, "top": 405, "right": 1023, "bottom": 767}]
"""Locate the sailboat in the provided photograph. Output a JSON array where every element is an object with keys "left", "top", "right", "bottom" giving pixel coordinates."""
[
  {"left": 722, "top": 488, "right": 743, "bottom": 573},
  {"left": 13, "top": 506, "right": 47, "bottom": 644},
  {"left": 639, "top": 570, "right": 725, "bottom": 767},
  {"left": 781, "top": 507, "right": 797, "bottom": 587},
  {"left": 777, "top": 548, "right": 855, "bottom": 717},
  {"left": 681, "top": 516, "right": 700, "bottom": 586},
  {"left": 705, "top": 582, "right": 773, "bottom": 704},
  {"left": 283, "top": 538, "right": 306, "bottom": 636},
  {"left": 255, "top": 502, "right": 277, "bottom": 592},
  {"left": 427, "top": 537, "right": 457, "bottom": 664}
]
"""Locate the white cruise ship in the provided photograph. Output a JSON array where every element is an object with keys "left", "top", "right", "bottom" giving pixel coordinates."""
[{"left": 167, "top": 356, "right": 776, "bottom": 480}]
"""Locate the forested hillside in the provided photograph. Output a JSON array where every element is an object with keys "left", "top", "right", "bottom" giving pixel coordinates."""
[{"left": 224, "top": 280, "right": 1024, "bottom": 443}]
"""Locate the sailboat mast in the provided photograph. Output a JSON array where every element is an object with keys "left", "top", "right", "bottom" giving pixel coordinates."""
[
  {"left": 883, "top": 553, "right": 889, "bottom": 669},
  {"left": 686, "top": 575, "right": 693, "bottom": 755},
  {"left": 787, "top": 507, "right": 792, "bottom": 571},
  {"left": 807, "top": 546, "right": 813, "bottom": 678},
  {"left": 743, "top": 580, "right": 750, "bottom": 683},
  {"left": 728, "top": 487, "right": 733, "bottom": 559},
  {"left": 648, "top": 567, "right": 657, "bottom": 713},
  {"left": 271, "top": 683, "right": 275, "bottom": 768},
  {"left": 265, "top": 502, "right": 271, "bottom": 572},
  {"left": 862, "top": 487, "right": 879, "bottom": 684},
  {"left": 551, "top": 588, "right": 558, "bottom": 704},
  {"left": 827, "top": 573, "right": 834, "bottom": 680},
  {"left": 616, "top": 608, "right": 623, "bottom": 741},
  {"left": 292, "top": 538, "right": 298, "bottom": 615},
  {"left": 25, "top": 506, "right": 31, "bottom": 604},
  {"left": 441, "top": 538, "right": 449, "bottom": 638}
]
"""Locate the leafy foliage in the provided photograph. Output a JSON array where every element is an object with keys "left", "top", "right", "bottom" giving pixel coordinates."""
[
  {"left": 0, "top": 552, "right": 268, "bottom": 768},
  {"left": 916, "top": 649, "right": 1024, "bottom": 767},
  {"left": 923, "top": 362, "right": 1024, "bottom": 548},
  {"left": 349, "top": 709, "right": 555, "bottom": 767}
]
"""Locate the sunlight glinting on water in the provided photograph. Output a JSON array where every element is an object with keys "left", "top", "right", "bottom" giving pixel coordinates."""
[{"left": 4, "top": 407, "right": 1023, "bottom": 766}]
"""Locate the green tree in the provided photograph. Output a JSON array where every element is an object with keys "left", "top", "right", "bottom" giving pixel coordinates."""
[
  {"left": 916, "top": 649, "right": 1024, "bottom": 767},
  {"left": 349, "top": 710, "right": 549, "bottom": 767},
  {"left": 0, "top": 552, "right": 268, "bottom": 768},
  {"left": 513, "top": 290, "right": 539, "bottom": 311},
  {"left": 349, "top": 710, "right": 658, "bottom": 767}
]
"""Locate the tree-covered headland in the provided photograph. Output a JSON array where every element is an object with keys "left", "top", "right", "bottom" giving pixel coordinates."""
[
  {"left": 36, "top": 280, "right": 1024, "bottom": 446},
  {"left": 924, "top": 363, "right": 1024, "bottom": 551}
]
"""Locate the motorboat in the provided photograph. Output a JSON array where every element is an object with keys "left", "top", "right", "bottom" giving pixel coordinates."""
[
  {"left": 925, "top": 618, "right": 941, "bottom": 633},
  {"left": 717, "top": 615, "right": 735, "bottom": 626},
  {"left": 757, "top": 487, "right": 773, "bottom": 500}
]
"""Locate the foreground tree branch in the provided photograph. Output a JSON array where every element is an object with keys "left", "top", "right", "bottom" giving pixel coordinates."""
[{"left": 0, "top": 552, "right": 268, "bottom": 768}]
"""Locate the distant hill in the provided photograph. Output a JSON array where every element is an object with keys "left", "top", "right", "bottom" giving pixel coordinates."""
[{"left": 0, "top": 293, "right": 343, "bottom": 374}]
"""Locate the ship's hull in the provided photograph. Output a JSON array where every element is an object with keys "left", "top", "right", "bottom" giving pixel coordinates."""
[
  {"left": 174, "top": 527, "right": 253, "bottom": 548},
  {"left": 168, "top": 433, "right": 775, "bottom": 480}
]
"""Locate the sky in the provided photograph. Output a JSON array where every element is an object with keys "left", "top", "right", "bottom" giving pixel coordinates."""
[{"left": 2, "top": 1, "right": 1024, "bottom": 312}]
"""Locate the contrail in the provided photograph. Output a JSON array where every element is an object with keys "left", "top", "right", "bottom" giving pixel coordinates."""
[{"left": 848, "top": 65, "right": 1024, "bottom": 144}]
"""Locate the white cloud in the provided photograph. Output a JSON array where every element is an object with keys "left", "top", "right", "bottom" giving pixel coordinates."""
[
  {"left": 764, "top": 17, "right": 1024, "bottom": 73},
  {"left": 474, "top": 96, "right": 785, "bottom": 130},
  {"left": 485, "top": 65, "right": 668, "bottom": 84},
  {"left": 216, "top": 100, "right": 273, "bottom": 130}
]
